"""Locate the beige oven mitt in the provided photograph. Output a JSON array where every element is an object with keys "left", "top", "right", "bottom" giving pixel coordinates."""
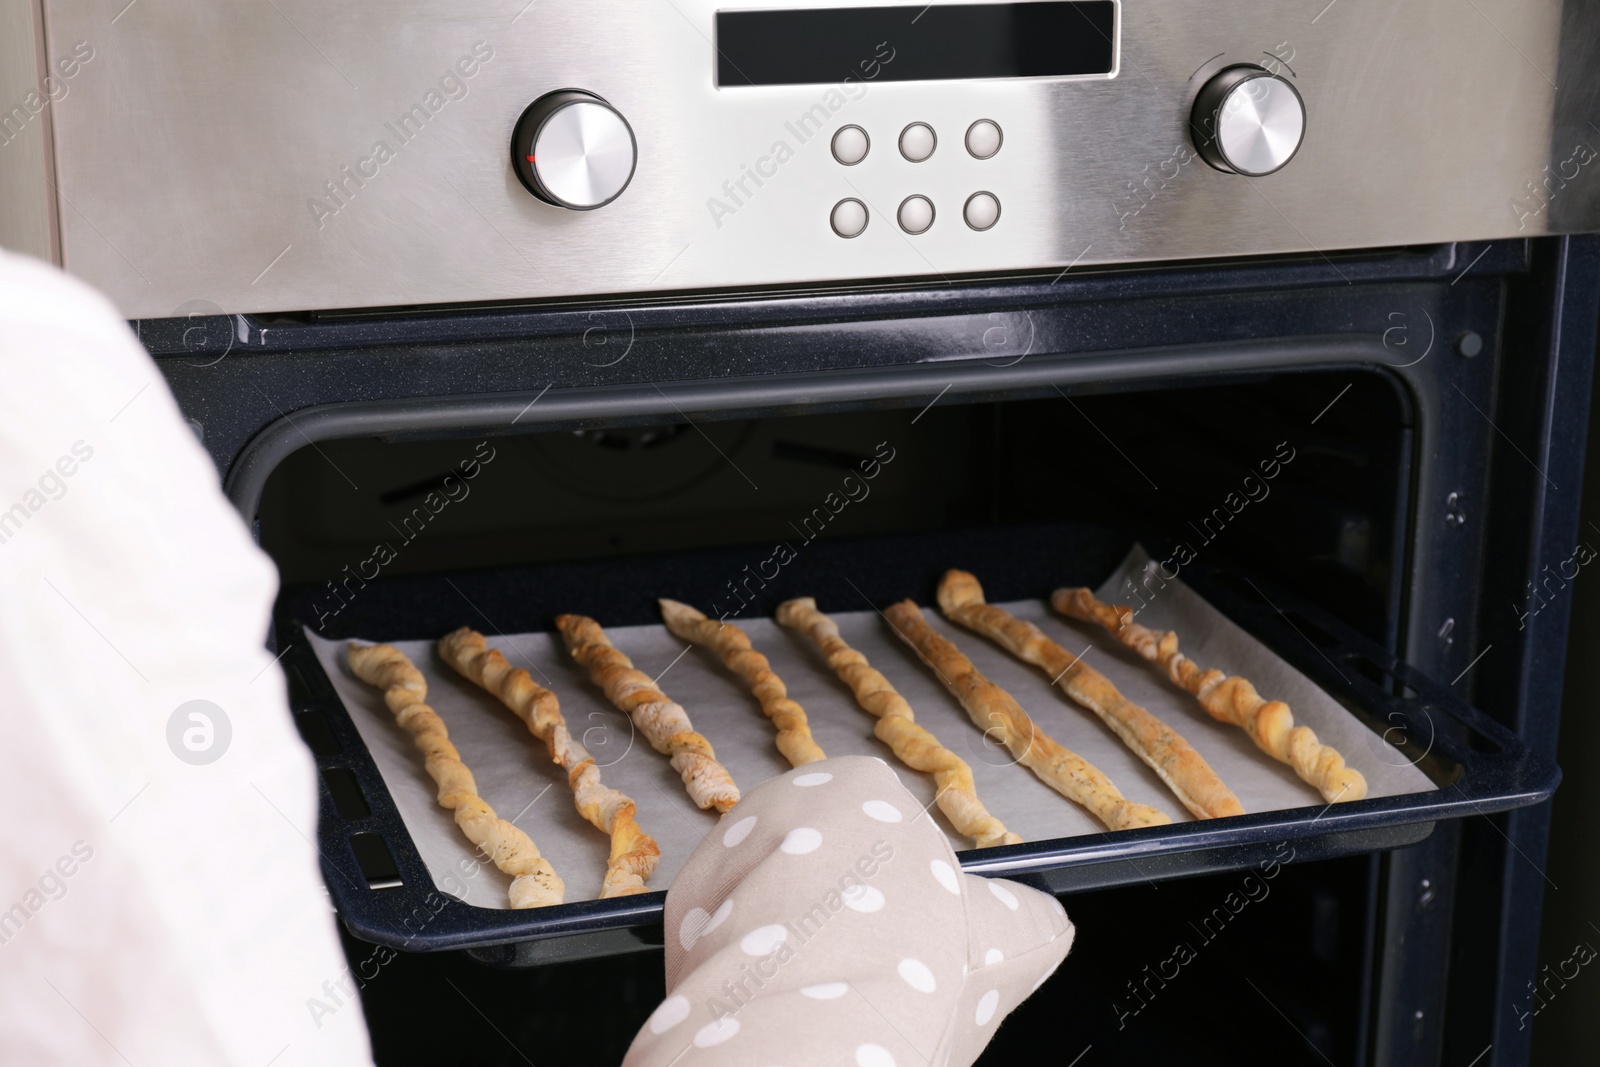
[{"left": 624, "top": 756, "right": 1073, "bottom": 1067}]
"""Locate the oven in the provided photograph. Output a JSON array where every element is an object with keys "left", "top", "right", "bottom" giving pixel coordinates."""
[{"left": 6, "top": 1, "right": 1599, "bottom": 1064}]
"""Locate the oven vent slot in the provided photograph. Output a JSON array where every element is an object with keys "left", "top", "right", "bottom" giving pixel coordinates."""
[
  {"left": 349, "top": 832, "right": 403, "bottom": 891},
  {"left": 322, "top": 767, "right": 372, "bottom": 821},
  {"left": 294, "top": 709, "right": 342, "bottom": 758}
]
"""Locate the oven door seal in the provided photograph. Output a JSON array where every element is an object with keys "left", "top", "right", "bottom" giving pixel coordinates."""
[{"left": 224, "top": 335, "right": 1423, "bottom": 520}]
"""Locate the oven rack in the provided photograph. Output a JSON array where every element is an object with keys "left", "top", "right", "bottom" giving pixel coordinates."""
[{"left": 275, "top": 523, "right": 1557, "bottom": 965}]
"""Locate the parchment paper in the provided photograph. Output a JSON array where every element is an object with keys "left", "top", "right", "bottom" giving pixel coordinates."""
[{"left": 306, "top": 546, "right": 1435, "bottom": 909}]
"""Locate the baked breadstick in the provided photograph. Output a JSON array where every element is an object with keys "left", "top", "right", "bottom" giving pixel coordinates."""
[
  {"left": 1052, "top": 587, "right": 1368, "bottom": 803},
  {"left": 777, "top": 597, "right": 1021, "bottom": 848},
  {"left": 937, "top": 571, "right": 1243, "bottom": 820},
  {"left": 883, "top": 601, "right": 1169, "bottom": 831},
  {"left": 346, "top": 642, "right": 563, "bottom": 909},
  {"left": 555, "top": 614, "right": 741, "bottom": 813},
  {"left": 659, "top": 599, "right": 825, "bottom": 767},
  {"left": 437, "top": 628, "right": 659, "bottom": 897}
]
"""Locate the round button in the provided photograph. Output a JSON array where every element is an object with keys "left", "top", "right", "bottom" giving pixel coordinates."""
[
  {"left": 965, "top": 120, "right": 1002, "bottom": 159},
  {"left": 831, "top": 198, "right": 868, "bottom": 238},
  {"left": 899, "top": 123, "right": 937, "bottom": 162},
  {"left": 831, "top": 125, "right": 870, "bottom": 166},
  {"left": 511, "top": 90, "right": 637, "bottom": 209},
  {"left": 1190, "top": 66, "right": 1305, "bottom": 176},
  {"left": 963, "top": 191, "right": 1000, "bottom": 231},
  {"left": 898, "top": 195, "right": 934, "bottom": 235}
]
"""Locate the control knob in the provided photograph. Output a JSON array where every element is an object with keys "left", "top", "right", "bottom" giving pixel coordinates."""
[
  {"left": 511, "top": 90, "right": 637, "bottom": 209},
  {"left": 1190, "top": 66, "right": 1305, "bottom": 176}
]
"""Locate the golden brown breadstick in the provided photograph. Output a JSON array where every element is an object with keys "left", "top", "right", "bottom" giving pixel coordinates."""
[
  {"left": 777, "top": 597, "right": 1021, "bottom": 848},
  {"left": 937, "top": 571, "right": 1243, "bottom": 820},
  {"left": 555, "top": 614, "right": 740, "bottom": 813},
  {"left": 659, "top": 599, "right": 825, "bottom": 767},
  {"left": 883, "top": 601, "right": 1170, "bottom": 832},
  {"left": 437, "top": 628, "right": 659, "bottom": 897},
  {"left": 346, "top": 642, "right": 563, "bottom": 909},
  {"left": 1052, "top": 587, "right": 1368, "bottom": 803}
]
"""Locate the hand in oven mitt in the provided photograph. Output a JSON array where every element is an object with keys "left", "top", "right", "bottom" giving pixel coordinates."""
[{"left": 625, "top": 756, "right": 1074, "bottom": 1067}]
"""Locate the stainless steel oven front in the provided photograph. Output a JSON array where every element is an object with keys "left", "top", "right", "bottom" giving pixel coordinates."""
[{"left": 3, "top": 0, "right": 1598, "bottom": 318}]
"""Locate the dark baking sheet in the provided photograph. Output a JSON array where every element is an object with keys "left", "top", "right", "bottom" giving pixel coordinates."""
[{"left": 274, "top": 522, "right": 1557, "bottom": 963}]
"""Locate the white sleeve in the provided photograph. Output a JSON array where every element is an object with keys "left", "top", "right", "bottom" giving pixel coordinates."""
[{"left": 0, "top": 248, "right": 375, "bottom": 1067}]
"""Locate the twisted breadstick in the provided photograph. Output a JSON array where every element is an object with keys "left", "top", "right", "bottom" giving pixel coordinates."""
[
  {"left": 1051, "top": 587, "right": 1367, "bottom": 803},
  {"left": 777, "top": 597, "right": 1021, "bottom": 848},
  {"left": 555, "top": 614, "right": 740, "bottom": 813},
  {"left": 937, "top": 571, "right": 1243, "bottom": 820},
  {"left": 437, "top": 628, "right": 659, "bottom": 898},
  {"left": 346, "top": 642, "right": 563, "bottom": 909},
  {"left": 883, "top": 601, "right": 1170, "bottom": 832},
  {"left": 659, "top": 599, "right": 825, "bottom": 767}
]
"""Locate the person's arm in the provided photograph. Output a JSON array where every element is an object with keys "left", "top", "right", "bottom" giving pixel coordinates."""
[{"left": 0, "top": 248, "right": 374, "bottom": 1066}]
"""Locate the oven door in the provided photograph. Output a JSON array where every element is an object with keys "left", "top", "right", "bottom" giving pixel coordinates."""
[{"left": 145, "top": 234, "right": 1598, "bottom": 1065}]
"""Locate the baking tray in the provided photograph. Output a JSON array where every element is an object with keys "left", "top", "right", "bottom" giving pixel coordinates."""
[{"left": 274, "top": 522, "right": 1558, "bottom": 965}]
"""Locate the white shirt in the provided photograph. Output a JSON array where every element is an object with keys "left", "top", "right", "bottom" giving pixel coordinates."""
[{"left": 0, "top": 248, "right": 374, "bottom": 1066}]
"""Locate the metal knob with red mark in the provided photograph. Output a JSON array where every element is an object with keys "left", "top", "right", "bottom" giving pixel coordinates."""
[{"left": 511, "top": 90, "right": 637, "bottom": 209}]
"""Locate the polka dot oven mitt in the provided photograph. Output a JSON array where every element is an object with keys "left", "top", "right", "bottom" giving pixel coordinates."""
[{"left": 625, "top": 756, "right": 1074, "bottom": 1067}]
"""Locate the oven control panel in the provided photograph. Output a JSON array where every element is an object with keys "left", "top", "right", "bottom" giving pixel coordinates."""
[
  {"left": 9, "top": 0, "right": 1594, "bottom": 317},
  {"left": 511, "top": 61, "right": 1307, "bottom": 237}
]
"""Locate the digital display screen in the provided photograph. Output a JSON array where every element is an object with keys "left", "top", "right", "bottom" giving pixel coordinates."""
[{"left": 716, "top": 2, "right": 1116, "bottom": 87}]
